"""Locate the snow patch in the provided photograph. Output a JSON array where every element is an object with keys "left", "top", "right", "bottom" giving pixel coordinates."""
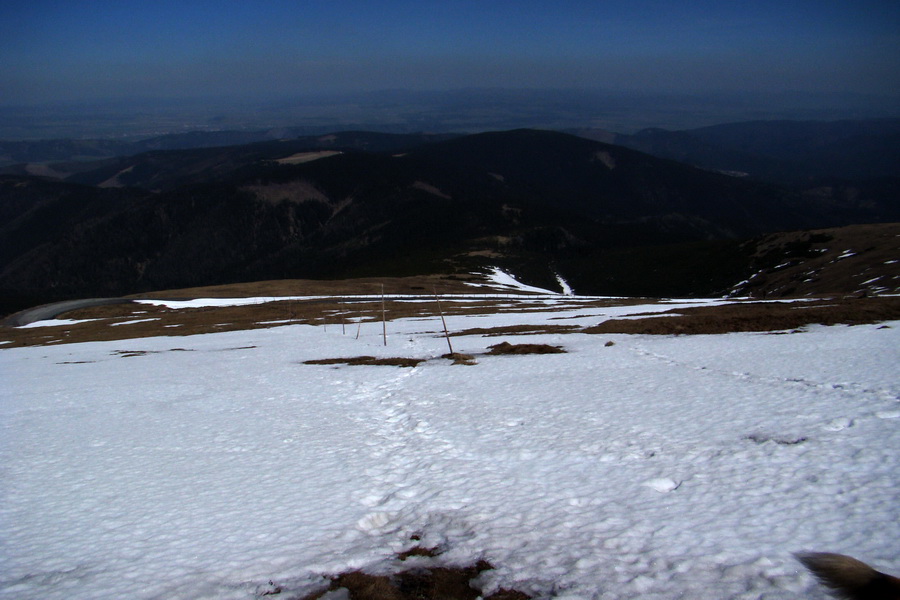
[
  {"left": 110, "top": 318, "right": 159, "bottom": 326},
  {"left": 555, "top": 272, "right": 574, "bottom": 296},
  {"left": 479, "top": 267, "right": 560, "bottom": 294},
  {"left": 1, "top": 303, "right": 898, "bottom": 600},
  {"left": 16, "top": 318, "right": 103, "bottom": 329}
]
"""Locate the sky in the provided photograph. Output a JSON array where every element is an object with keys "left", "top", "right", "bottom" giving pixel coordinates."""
[{"left": 1, "top": 0, "right": 899, "bottom": 107}]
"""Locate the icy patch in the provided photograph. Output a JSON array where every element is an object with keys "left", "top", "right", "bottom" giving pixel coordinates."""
[{"left": 642, "top": 477, "right": 681, "bottom": 493}]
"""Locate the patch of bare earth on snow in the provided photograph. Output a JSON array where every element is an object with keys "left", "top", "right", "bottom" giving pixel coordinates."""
[{"left": 283, "top": 545, "right": 531, "bottom": 600}]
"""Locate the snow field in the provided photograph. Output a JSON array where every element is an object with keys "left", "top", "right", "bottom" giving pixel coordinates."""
[{"left": 1, "top": 297, "right": 898, "bottom": 600}]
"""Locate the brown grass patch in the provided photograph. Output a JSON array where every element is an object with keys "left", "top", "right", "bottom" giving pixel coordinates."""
[
  {"left": 486, "top": 342, "right": 565, "bottom": 355},
  {"left": 0, "top": 288, "right": 634, "bottom": 349},
  {"left": 584, "top": 296, "right": 900, "bottom": 335},
  {"left": 304, "top": 356, "right": 425, "bottom": 368},
  {"left": 454, "top": 324, "right": 580, "bottom": 337}
]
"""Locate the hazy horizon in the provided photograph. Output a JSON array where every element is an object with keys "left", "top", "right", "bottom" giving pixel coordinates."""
[{"left": 2, "top": 1, "right": 899, "bottom": 138}]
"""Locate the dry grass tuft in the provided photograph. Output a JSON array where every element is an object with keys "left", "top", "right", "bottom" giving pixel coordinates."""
[
  {"left": 486, "top": 342, "right": 565, "bottom": 355},
  {"left": 304, "top": 356, "right": 425, "bottom": 368},
  {"left": 443, "top": 352, "right": 477, "bottom": 365}
]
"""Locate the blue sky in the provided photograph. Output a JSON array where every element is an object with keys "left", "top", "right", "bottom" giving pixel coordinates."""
[{"left": 1, "top": 0, "right": 899, "bottom": 105}]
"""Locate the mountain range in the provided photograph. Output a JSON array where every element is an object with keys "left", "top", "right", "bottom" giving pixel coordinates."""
[
  {"left": 572, "top": 118, "right": 900, "bottom": 185},
  {"left": 1, "top": 124, "right": 898, "bottom": 315}
]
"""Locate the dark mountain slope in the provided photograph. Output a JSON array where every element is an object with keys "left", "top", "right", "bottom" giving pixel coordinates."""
[
  {"left": 0, "top": 128, "right": 458, "bottom": 168},
  {"left": 0, "top": 151, "right": 516, "bottom": 304},
  {"left": 0, "top": 176, "right": 144, "bottom": 267},
  {"left": 1, "top": 131, "right": 457, "bottom": 190},
  {"left": 586, "top": 119, "right": 900, "bottom": 186},
  {"left": 2, "top": 129, "right": 896, "bottom": 311},
  {"left": 687, "top": 119, "right": 900, "bottom": 161},
  {"left": 408, "top": 129, "right": 850, "bottom": 236}
]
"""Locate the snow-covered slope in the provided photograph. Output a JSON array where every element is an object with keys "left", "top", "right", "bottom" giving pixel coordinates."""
[{"left": 1, "top": 296, "right": 898, "bottom": 600}]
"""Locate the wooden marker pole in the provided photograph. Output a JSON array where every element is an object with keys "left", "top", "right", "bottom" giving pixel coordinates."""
[
  {"left": 381, "top": 284, "right": 387, "bottom": 346},
  {"left": 434, "top": 287, "right": 454, "bottom": 354}
]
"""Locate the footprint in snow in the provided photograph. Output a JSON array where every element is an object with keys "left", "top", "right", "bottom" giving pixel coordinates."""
[
  {"left": 356, "top": 511, "right": 397, "bottom": 533},
  {"left": 823, "top": 417, "right": 854, "bottom": 431},
  {"left": 875, "top": 410, "right": 900, "bottom": 419}
]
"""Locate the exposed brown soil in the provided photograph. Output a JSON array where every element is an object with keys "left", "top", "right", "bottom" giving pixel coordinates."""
[
  {"left": 294, "top": 548, "right": 531, "bottom": 600},
  {"left": 584, "top": 296, "right": 900, "bottom": 335},
  {"left": 486, "top": 342, "right": 565, "bottom": 355},
  {"left": 304, "top": 356, "right": 426, "bottom": 368}
]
